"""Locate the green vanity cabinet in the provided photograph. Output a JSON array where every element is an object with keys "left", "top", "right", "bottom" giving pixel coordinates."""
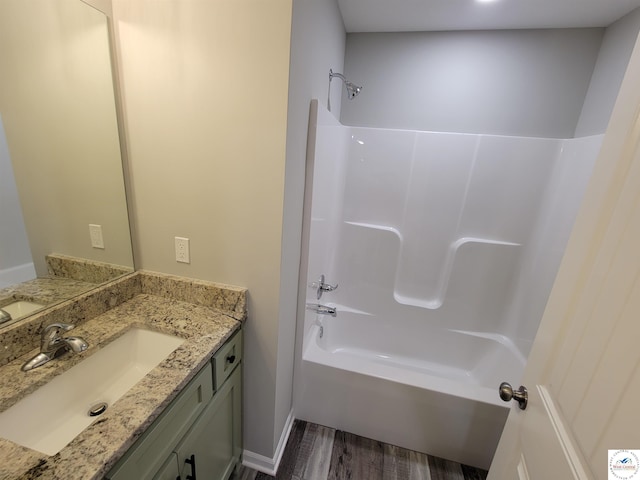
[
  {"left": 152, "top": 454, "right": 181, "bottom": 480},
  {"left": 107, "top": 330, "right": 243, "bottom": 480},
  {"left": 176, "top": 370, "right": 242, "bottom": 480}
]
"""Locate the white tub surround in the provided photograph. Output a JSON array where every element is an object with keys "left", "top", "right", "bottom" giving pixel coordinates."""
[{"left": 295, "top": 100, "right": 603, "bottom": 469}]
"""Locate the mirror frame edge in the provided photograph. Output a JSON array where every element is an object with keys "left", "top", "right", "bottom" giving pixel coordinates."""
[{"left": 81, "top": 0, "right": 138, "bottom": 272}]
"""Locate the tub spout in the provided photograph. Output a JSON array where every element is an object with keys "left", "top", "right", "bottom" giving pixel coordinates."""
[{"left": 306, "top": 303, "right": 337, "bottom": 317}]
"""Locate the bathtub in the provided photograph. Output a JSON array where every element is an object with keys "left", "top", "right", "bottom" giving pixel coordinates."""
[
  {"left": 294, "top": 101, "right": 601, "bottom": 470},
  {"left": 296, "top": 308, "right": 525, "bottom": 469}
]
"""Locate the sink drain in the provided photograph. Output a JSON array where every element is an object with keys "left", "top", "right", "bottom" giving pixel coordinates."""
[{"left": 88, "top": 402, "right": 108, "bottom": 417}]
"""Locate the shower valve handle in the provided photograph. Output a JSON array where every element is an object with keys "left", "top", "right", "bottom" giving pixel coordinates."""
[{"left": 313, "top": 274, "right": 338, "bottom": 299}]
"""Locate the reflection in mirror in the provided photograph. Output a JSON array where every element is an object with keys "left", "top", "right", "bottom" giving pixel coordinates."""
[{"left": 0, "top": 0, "right": 133, "bottom": 328}]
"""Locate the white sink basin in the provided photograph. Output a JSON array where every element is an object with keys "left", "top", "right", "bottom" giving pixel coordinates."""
[
  {"left": 1, "top": 301, "right": 44, "bottom": 320},
  {"left": 0, "top": 328, "right": 184, "bottom": 455}
]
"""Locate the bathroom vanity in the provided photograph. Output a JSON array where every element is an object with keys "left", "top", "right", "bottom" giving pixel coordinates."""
[
  {"left": 107, "top": 330, "right": 242, "bottom": 480},
  {"left": 1, "top": 2, "right": 245, "bottom": 477},
  {"left": 0, "top": 271, "right": 246, "bottom": 480}
]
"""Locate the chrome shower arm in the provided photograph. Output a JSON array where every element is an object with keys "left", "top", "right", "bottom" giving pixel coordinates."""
[
  {"left": 329, "top": 69, "right": 347, "bottom": 82},
  {"left": 328, "top": 68, "right": 363, "bottom": 111}
]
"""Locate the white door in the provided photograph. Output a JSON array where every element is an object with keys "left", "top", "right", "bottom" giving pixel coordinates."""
[{"left": 488, "top": 36, "right": 640, "bottom": 480}]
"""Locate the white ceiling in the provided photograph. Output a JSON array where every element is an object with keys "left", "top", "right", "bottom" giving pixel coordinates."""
[{"left": 337, "top": 0, "right": 640, "bottom": 32}]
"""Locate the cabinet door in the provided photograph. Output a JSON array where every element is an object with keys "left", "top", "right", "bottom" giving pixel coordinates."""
[
  {"left": 107, "top": 363, "right": 214, "bottom": 480},
  {"left": 176, "top": 367, "right": 242, "bottom": 480},
  {"left": 152, "top": 453, "right": 180, "bottom": 480}
]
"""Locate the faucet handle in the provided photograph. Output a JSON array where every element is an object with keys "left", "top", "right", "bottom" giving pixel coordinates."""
[
  {"left": 42, "top": 322, "right": 74, "bottom": 334},
  {"left": 41, "top": 322, "right": 74, "bottom": 344}
]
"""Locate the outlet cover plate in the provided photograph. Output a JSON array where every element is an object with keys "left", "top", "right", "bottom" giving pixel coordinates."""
[{"left": 175, "top": 237, "right": 190, "bottom": 264}]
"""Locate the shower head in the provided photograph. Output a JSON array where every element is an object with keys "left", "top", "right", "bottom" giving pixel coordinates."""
[
  {"left": 329, "top": 69, "right": 363, "bottom": 100},
  {"left": 344, "top": 81, "right": 362, "bottom": 99}
]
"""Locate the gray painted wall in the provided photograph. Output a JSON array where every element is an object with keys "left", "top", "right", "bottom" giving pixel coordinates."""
[
  {"left": 575, "top": 7, "right": 640, "bottom": 136},
  {"left": 281, "top": 0, "right": 345, "bottom": 452},
  {"left": 0, "top": 115, "right": 33, "bottom": 274},
  {"left": 340, "top": 29, "right": 603, "bottom": 138},
  {"left": 113, "top": 0, "right": 293, "bottom": 463}
]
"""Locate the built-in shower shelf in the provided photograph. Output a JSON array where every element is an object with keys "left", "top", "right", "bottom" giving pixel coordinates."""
[
  {"left": 342, "top": 222, "right": 521, "bottom": 311},
  {"left": 394, "top": 237, "right": 521, "bottom": 309}
]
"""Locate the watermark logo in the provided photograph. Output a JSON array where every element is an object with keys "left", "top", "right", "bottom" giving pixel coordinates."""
[{"left": 609, "top": 450, "right": 640, "bottom": 479}]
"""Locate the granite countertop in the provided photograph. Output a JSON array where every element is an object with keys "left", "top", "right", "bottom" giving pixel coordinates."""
[
  {"left": 0, "top": 272, "right": 246, "bottom": 480},
  {"left": 0, "top": 253, "right": 134, "bottom": 322},
  {"left": 0, "top": 277, "right": 98, "bottom": 311}
]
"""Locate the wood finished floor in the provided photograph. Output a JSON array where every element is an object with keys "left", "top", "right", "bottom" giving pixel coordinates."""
[{"left": 232, "top": 420, "right": 488, "bottom": 480}]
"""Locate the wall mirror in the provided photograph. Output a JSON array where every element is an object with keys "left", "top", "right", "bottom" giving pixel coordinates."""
[{"left": 0, "top": 0, "right": 133, "bottom": 329}]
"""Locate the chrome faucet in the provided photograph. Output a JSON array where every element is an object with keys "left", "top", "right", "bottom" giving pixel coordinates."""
[
  {"left": 22, "top": 323, "right": 88, "bottom": 372},
  {"left": 0, "top": 309, "right": 11, "bottom": 324},
  {"left": 306, "top": 303, "right": 337, "bottom": 317}
]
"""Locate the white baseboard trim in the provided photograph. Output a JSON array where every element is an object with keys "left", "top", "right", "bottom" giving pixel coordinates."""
[{"left": 242, "top": 409, "right": 295, "bottom": 476}]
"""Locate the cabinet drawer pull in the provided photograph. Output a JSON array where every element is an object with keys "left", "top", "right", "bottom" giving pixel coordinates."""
[
  {"left": 185, "top": 454, "right": 196, "bottom": 480},
  {"left": 226, "top": 354, "right": 236, "bottom": 364}
]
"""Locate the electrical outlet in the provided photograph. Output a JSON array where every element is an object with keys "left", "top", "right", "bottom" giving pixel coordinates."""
[
  {"left": 175, "top": 237, "right": 190, "bottom": 264},
  {"left": 89, "top": 224, "right": 104, "bottom": 249}
]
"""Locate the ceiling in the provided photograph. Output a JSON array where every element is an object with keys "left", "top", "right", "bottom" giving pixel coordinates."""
[{"left": 337, "top": 0, "right": 640, "bottom": 32}]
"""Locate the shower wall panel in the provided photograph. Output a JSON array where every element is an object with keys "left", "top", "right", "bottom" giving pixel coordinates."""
[
  {"left": 330, "top": 127, "right": 560, "bottom": 336},
  {"left": 304, "top": 102, "right": 602, "bottom": 354},
  {"left": 304, "top": 106, "right": 349, "bottom": 338},
  {"left": 396, "top": 133, "right": 477, "bottom": 303},
  {"left": 504, "top": 134, "right": 603, "bottom": 354}
]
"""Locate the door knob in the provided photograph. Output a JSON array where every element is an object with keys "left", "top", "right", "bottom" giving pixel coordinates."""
[{"left": 499, "top": 382, "right": 528, "bottom": 410}]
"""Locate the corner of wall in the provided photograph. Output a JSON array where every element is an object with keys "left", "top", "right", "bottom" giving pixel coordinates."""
[
  {"left": 574, "top": 7, "right": 640, "bottom": 137},
  {"left": 242, "top": 409, "right": 295, "bottom": 476},
  {"left": 286, "top": 0, "right": 346, "bottom": 456}
]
